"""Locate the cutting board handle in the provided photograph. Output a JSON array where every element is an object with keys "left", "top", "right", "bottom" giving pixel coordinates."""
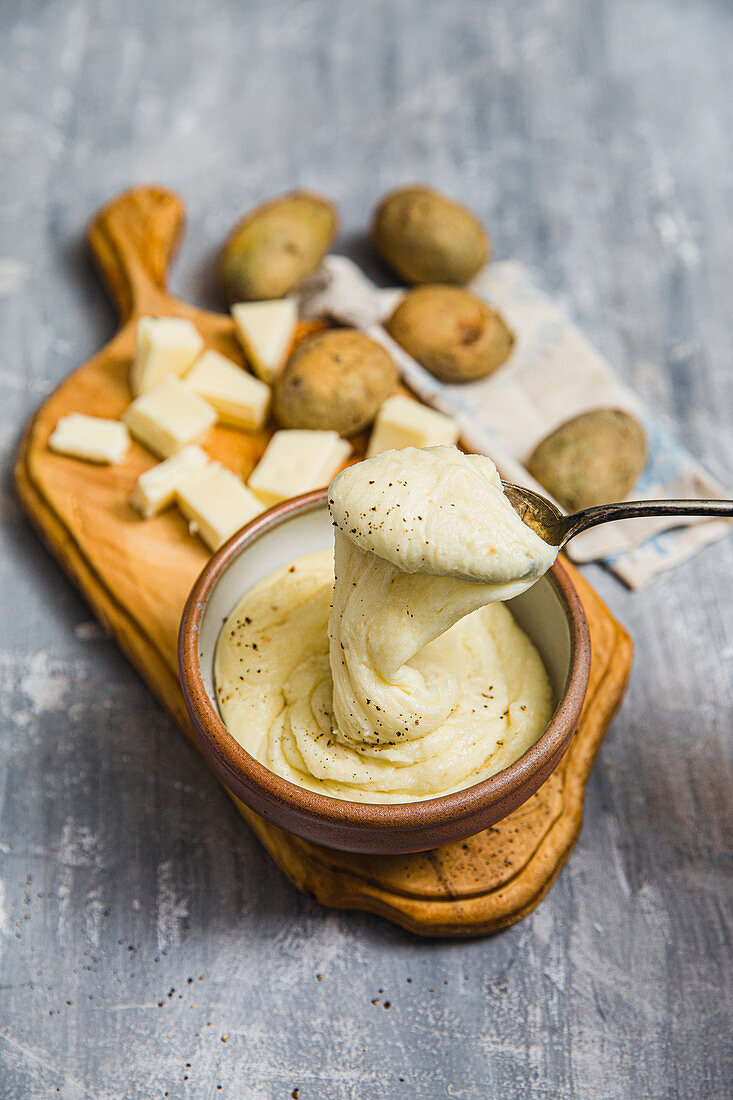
[{"left": 87, "top": 186, "right": 186, "bottom": 321}]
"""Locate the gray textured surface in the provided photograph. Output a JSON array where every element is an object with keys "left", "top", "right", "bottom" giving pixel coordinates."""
[{"left": 1, "top": 1, "right": 732, "bottom": 1097}]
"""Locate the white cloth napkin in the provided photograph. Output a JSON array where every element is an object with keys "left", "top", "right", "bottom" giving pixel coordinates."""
[{"left": 297, "top": 255, "right": 731, "bottom": 589}]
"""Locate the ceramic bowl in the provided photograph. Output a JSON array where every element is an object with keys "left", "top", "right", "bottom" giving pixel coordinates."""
[{"left": 179, "top": 490, "right": 591, "bottom": 854}]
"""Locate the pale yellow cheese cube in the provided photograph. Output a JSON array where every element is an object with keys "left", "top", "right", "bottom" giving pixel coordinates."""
[
  {"left": 122, "top": 376, "right": 217, "bottom": 459},
  {"left": 185, "top": 350, "right": 270, "bottom": 430},
  {"left": 129, "top": 444, "right": 209, "bottom": 518},
  {"left": 175, "top": 463, "right": 265, "bottom": 551},
  {"left": 367, "top": 394, "right": 459, "bottom": 457},
  {"left": 130, "top": 316, "right": 204, "bottom": 396},
  {"left": 232, "top": 299, "right": 297, "bottom": 384},
  {"left": 248, "top": 429, "right": 352, "bottom": 506},
  {"left": 49, "top": 413, "right": 130, "bottom": 465}
]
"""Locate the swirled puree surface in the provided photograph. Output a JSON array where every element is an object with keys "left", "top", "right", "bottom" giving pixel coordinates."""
[{"left": 214, "top": 446, "right": 559, "bottom": 803}]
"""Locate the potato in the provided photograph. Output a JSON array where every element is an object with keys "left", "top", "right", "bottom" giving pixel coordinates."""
[
  {"left": 371, "top": 185, "right": 490, "bottom": 284},
  {"left": 527, "top": 409, "right": 648, "bottom": 512},
  {"left": 274, "top": 329, "right": 398, "bottom": 435},
  {"left": 219, "top": 191, "right": 338, "bottom": 302},
  {"left": 385, "top": 285, "right": 514, "bottom": 382}
]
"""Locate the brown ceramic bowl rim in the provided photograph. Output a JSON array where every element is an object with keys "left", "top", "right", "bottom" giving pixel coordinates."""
[{"left": 179, "top": 489, "right": 591, "bottom": 834}]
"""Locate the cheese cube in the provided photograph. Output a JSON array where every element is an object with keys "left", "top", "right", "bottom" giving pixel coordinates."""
[
  {"left": 122, "top": 376, "right": 217, "bottom": 459},
  {"left": 367, "top": 394, "right": 459, "bottom": 456},
  {"left": 185, "top": 350, "right": 270, "bottom": 430},
  {"left": 129, "top": 444, "right": 209, "bottom": 518},
  {"left": 130, "top": 317, "right": 204, "bottom": 396},
  {"left": 248, "top": 430, "right": 352, "bottom": 506},
  {"left": 176, "top": 463, "right": 265, "bottom": 551},
  {"left": 49, "top": 413, "right": 130, "bottom": 465},
  {"left": 232, "top": 299, "right": 297, "bottom": 383}
]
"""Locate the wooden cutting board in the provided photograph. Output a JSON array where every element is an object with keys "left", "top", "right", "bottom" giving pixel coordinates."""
[{"left": 14, "top": 186, "right": 633, "bottom": 937}]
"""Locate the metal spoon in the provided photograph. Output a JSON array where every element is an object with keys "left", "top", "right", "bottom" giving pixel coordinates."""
[{"left": 501, "top": 482, "right": 733, "bottom": 548}]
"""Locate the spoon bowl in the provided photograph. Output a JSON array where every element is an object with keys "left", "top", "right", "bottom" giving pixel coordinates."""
[{"left": 501, "top": 481, "right": 733, "bottom": 547}]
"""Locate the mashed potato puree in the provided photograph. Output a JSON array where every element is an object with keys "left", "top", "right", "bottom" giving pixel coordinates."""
[{"left": 215, "top": 447, "right": 559, "bottom": 803}]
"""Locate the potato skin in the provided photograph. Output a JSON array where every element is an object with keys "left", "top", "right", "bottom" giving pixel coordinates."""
[
  {"left": 219, "top": 191, "right": 338, "bottom": 302},
  {"left": 371, "top": 185, "right": 490, "bottom": 285},
  {"left": 273, "top": 329, "right": 398, "bottom": 435},
  {"left": 527, "top": 409, "right": 648, "bottom": 511},
  {"left": 386, "top": 285, "right": 514, "bottom": 382}
]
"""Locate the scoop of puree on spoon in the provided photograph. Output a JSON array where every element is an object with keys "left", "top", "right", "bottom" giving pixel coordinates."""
[{"left": 501, "top": 482, "right": 733, "bottom": 548}]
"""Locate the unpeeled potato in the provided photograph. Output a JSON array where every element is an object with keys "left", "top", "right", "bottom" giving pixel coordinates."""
[
  {"left": 386, "top": 284, "right": 514, "bottom": 382},
  {"left": 274, "top": 329, "right": 398, "bottom": 436},
  {"left": 219, "top": 191, "right": 338, "bottom": 302},
  {"left": 528, "top": 409, "right": 648, "bottom": 511},
  {"left": 371, "top": 185, "right": 490, "bottom": 284}
]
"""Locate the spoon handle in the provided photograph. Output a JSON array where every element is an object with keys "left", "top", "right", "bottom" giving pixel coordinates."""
[{"left": 562, "top": 498, "right": 733, "bottom": 546}]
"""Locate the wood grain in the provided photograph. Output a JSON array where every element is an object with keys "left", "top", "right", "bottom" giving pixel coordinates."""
[
  {"left": 15, "top": 186, "right": 632, "bottom": 937},
  {"left": 23, "top": 188, "right": 328, "bottom": 678}
]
